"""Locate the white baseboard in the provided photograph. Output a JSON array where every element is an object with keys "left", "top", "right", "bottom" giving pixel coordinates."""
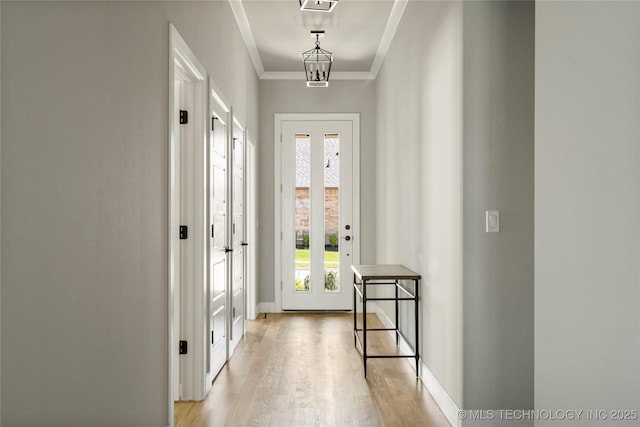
[
  {"left": 257, "top": 302, "right": 276, "bottom": 314},
  {"left": 246, "top": 303, "right": 260, "bottom": 320},
  {"left": 256, "top": 302, "right": 376, "bottom": 314},
  {"left": 358, "top": 300, "right": 378, "bottom": 313},
  {"left": 421, "top": 359, "right": 462, "bottom": 427},
  {"left": 373, "top": 305, "right": 461, "bottom": 427}
]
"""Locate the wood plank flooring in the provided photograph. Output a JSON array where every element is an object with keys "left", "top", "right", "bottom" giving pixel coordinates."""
[{"left": 175, "top": 313, "right": 451, "bottom": 427}]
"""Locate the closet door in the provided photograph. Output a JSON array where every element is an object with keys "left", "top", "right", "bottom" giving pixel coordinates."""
[{"left": 207, "top": 91, "right": 229, "bottom": 382}]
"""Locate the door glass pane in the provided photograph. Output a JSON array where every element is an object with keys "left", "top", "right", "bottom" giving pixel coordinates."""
[
  {"left": 295, "top": 134, "right": 310, "bottom": 292},
  {"left": 324, "top": 134, "right": 340, "bottom": 292}
]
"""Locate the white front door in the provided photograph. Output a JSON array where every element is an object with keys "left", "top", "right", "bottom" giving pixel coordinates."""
[{"left": 281, "top": 120, "right": 354, "bottom": 310}]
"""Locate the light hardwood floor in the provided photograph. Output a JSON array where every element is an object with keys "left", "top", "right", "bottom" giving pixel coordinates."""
[{"left": 175, "top": 313, "right": 451, "bottom": 427}]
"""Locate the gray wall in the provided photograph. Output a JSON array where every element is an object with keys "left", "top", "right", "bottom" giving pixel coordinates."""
[
  {"left": 1, "top": 2, "right": 258, "bottom": 426},
  {"left": 536, "top": 2, "right": 640, "bottom": 424},
  {"left": 258, "top": 79, "right": 376, "bottom": 304},
  {"left": 375, "top": 0, "right": 535, "bottom": 415},
  {"left": 375, "top": 0, "right": 464, "bottom": 406},
  {"left": 463, "top": 0, "right": 534, "bottom": 413}
]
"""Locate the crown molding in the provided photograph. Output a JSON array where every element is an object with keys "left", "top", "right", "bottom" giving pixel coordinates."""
[
  {"left": 228, "top": 0, "right": 265, "bottom": 76},
  {"left": 229, "top": 0, "right": 406, "bottom": 80},
  {"left": 370, "top": 0, "right": 408, "bottom": 78}
]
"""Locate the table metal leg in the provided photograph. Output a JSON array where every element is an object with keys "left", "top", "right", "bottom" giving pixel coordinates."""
[
  {"left": 363, "top": 278, "right": 367, "bottom": 378},
  {"left": 395, "top": 280, "right": 399, "bottom": 346},
  {"left": 353, "top": 273, "right": 357, "bottom": 347},
  {"left": 414, "top": 278, "right": 419, "bottom": 377}
]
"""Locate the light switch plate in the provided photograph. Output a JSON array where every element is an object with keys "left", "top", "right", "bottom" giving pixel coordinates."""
[{"left": 486, "top": 211, "right": 500, "bottom": 233}]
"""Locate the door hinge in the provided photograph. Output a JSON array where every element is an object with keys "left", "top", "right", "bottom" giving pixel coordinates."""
[
  {"left": 211, "top": 224, "right": 214, "bottom": 238},
  {"left": 280, "top": 231, "right": 283, "bottom": 240},
  {"left": 280, "top": 183, "right": 282, "bottom": 193},
  {"left": 179, "top": 110, "right": 188, "bottom": 124},
  {"left": 232, "top": 307, "right": 236, "bottom": 318},
  {"left": 280, "top": 134, "right": 282, "bottom": 143},
  {"left": 180, "top": 225, "right": 188, "bottom": 240},
  {"left": 211, "top": 330, "right": 214, "bottom": 345},
  {"left": 212, "top": 116, "right": 217, "bottom": 131},
  {"left": 232, "top": 223, "right": 236, "bottom": 235},
  {"left": 280, "top": 281, "right": 283, "bottom": 290},
  {"left": 179, "top": 340, "right": 188, "bottom": 355}
]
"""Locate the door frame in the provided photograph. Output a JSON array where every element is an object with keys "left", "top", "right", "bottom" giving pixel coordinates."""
[
  {"left": 168, "top": 23, "right": 208, "bottom": 417},
  {"left": 246, "top": 136, "right": 258, "bottom": 320},
  {"left": 274, "top": 113, "right": 360, "bottom": 313}
]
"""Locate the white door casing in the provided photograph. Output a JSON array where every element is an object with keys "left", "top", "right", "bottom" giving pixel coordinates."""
[
  {"left": 169, "top": 23, "right": 209, "bottom": 407},
  {"left": 245, "top": 138, "right": 258, "bottom": 320}
]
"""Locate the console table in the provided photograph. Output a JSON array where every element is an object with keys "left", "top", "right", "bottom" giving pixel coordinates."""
[{"left": 352, "top": 264, "right": 421, "bottom": 378}]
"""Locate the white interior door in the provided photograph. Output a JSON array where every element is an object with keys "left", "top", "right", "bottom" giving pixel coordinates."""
[
  {"left": 206, "top": 84, "right": 228, "bottom": 383},
  {"left": 281, "top": 120, "right": 354, "bottom": 310},
  {"left": 229, "top": 117, "right": 245, "bottom": 354}
]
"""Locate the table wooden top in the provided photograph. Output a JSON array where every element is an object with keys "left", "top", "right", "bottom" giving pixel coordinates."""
[{"left": 351, "top": 264, "right": 421, "bottom": 281}]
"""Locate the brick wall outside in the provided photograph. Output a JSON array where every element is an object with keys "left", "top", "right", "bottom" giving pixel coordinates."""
[
  {"left": 296, "top": 188, "right": 310, "bottom": 239},
  {"left": 295, "top": 187, "right": 339, "bottom": 245}
]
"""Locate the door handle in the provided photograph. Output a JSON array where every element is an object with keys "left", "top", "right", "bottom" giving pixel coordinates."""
[{"left": 224, "top": 247, "right": 233, "bottom": 253}]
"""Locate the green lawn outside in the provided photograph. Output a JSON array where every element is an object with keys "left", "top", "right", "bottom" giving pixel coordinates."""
[{"left": 295, "top": 248, "right": 339, "bottom": 268}]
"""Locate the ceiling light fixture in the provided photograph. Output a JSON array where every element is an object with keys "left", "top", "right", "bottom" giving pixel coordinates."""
[
  {"left": 299, "top": 0, "right": 338, "bottom": 13},
  {"left": 302, "top": 30, "right": 332, "bottom": 88}
]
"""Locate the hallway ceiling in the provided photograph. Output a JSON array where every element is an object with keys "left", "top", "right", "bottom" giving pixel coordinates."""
[{"left": 230, "top": 0, "right": 407, "bottom": 80}]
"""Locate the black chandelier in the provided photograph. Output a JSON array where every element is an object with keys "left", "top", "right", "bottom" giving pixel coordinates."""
[{"left": 301, "top": 31, "right": 333, "bottom": 88}]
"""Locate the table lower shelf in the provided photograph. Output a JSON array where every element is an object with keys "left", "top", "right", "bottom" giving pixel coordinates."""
[{"left": 353, "top": 329, "right": 419, "bottom": 359}]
